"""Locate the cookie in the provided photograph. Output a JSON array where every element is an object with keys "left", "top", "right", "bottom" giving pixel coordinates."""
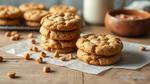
[
  {"left": 76, "top": 34, "right": 123, "bottom": 56},
  {"left": 77, "top": 49, "right": 121, "bottom": 65},
  {"left": 41, "top": 12, "right": 82, "bottom": 31},
  {"left": 40, "top": 26, "right": 80, "bottom": 40},
  {"left": 0, "top": 5, "right": 22, "bottom": 19},
  {"left": 24, "top": 10, "right": 48, "bottom": 21},
  {"left": 0, "top": 19, "right": 20, "bottom": 25},
  {"left": 41, "top": 43, "right": 76, "bottom": 53},
  {"left": 26, "top": 21, "right": 40, "bottom": 27},
  {"left": 41, "top": 36, "right": 77, "bottom": 49},
  {"left": 49, "top": 5, "right": 77, "bottom": 14},
  {"left": 19, "top": 3, "right": 45, "bottom": 12}
]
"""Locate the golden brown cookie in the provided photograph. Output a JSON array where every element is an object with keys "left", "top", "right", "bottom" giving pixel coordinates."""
[
  {"left": 76, "top": 34, "right": 123, "bottom": 56},
  {"left": 41, "top": 12, "right": 82, "bottom": 31},
  {"left": 49, "top": 5, "right": 77, "bottom": 14},
  {"left": 19, "top": 3, "right": 45, "bottom": 12},
  {"left": 0, "top": 19, "right": 20, "bottom": 25},
  {"left": 40, "top": 26, "right": 80, "bottom": 40},
  {"left": 25, "top": 21, "right": 40, "bottom": 27},
  {"left": 41, "top": 36, "right": 77, "bottom": 49},
  {"left": 24, "top": 10, "right": 48, "bottom": 21},
  {"left": 41, "top": 43, "right": 76, "bottom": 53},
  {"left": 0, "top": 5, "right": 22, "bottom": 19},
  {"left": 77, "top": 49, "right": 121, "bottom": 65}
]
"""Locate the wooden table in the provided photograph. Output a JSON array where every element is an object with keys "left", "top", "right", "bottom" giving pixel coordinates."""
[{"left": 0, "top": 26, "right": 150, "bottom": 84}]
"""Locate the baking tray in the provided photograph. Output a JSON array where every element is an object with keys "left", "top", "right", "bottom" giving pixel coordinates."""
[{"left": 0, "top": 25, "right": 39, "bottom": 31}]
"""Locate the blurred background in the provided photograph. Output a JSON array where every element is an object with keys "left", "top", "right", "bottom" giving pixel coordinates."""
[{"left": 0, "top": 0, "right": 148, "bottom": 10}]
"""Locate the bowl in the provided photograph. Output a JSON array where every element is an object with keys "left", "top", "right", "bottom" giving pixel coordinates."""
[{"left": 105, "top": 9, "right": 150, "bottom": 37}]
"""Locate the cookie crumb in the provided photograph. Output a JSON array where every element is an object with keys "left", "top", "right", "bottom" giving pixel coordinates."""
[
  {"left": 7, "top": 72, "right": 16, "bottom": 78},
  {"left": 31, "top": 39, "right": 36, "bottom": 44},
  {"left": 43, "top": 66, "right": 51, "bottom": 73},
  {"left": 140, "top": 46, "right": 146, "bottom": 51},
  {"left": 36, "top": 57, "right": 43, "bottom": 64},
  {"left": 5, "top": 32, "right": 11, "bottom": 37},
  {"left": 53, "top": 51, "right": 59, "bottom": 58},
  {"left": 23, "top": 53, "right": 31, "bottom": 60},
  {"left": 28, "top": 33, "right": 34, "bottom": 38},
  {"left": 0, "top": 56, "right": 3, "bottom": 62},
  {"left": 40, "top": 52, "right": 46, "bottom": 58}
]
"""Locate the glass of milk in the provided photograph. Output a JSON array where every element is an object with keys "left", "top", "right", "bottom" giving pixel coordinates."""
[{"left": 83, "top": 0, "right": 126, "bottom": 24}]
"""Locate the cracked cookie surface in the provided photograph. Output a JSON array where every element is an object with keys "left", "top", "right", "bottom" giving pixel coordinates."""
[
  {"left": 76, "top": 34, "right": 123, "bottom": 56},
  {"left": 41, "top": 12, "right": 82, "bottom": 31}
]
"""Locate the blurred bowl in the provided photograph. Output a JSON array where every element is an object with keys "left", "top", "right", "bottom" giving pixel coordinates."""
[{"left": 105, "top": 9, "right": 150, "bottom": 37}]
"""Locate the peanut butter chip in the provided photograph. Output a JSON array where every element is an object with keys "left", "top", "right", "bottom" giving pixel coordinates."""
[
  {"left": 43, "top": 66, "right": 51, "bottom": 73},
  {"left": 5, "top": 32, "right": 11, "bottom": 37},
  {"left": 30, "top": 46, "right": 39, "bottom": 52},
  {"left": 0, "top": 56, "right": 3, "bottom": 62},
  {"left": 36, "top": 57, "right": 43, "bottom": 64},
  {"left": 23, "top": 53, "right": 31, "bottom": 60},
  {"left": 40, "top": 52, "right": 46, "bottom": 58},
  {"left": 7, "top": 72, "right": 16, "bottom": 78},
  {"left": 31, "top": 39, "right": 36, "bottom": 44},
  {"left": 140, "top": 46, "right": 146, "bottom": 51},
  {"left": 53, "top": 51, "right": 59, "bottom": 58},
  {"left": 28, "top": 33, "right": 34, "bottom": 38},
  {"left": 11, "top": 31, "right": 17, "bottom": 36}
]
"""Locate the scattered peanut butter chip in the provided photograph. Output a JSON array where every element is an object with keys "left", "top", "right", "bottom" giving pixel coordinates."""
[
  {"left": 40, "top": 52, "right": 46, "bottom": 58},
  {"left": 28, "top": 33, "right": 34, "bottom": 38},
  {"left": 53, "top": 51, "right": 59, "bottom": 58},
  {"left": 31, "top": 39, "right": 36, "bottom": 44},
  {"left": 30, "top": 46, "right": 39, "bottom": 52},
  {"left": 7, "top": 72, "right": 16, "bottom": 78},
  {"left": 23, "top": 53, "right": 31, "bottom": 60},
  {"left": 140, "top": 46, "right": 146, "bottom": 51},
  {"left": 5, "top": 32, "right": 11, "bottom": 37},
  {"left": 43, "top": 66, "right": 51, "bottom": 73},
  {"left": 0, "top": 56, "right": 3, "bottom": 62},
  {"left": 11, "top": 31, "right": 17, "bottom": 36},
  {"left": 36, "top": 57, "right": 43, "bottom": 64},
  {"left": 10, "top": 36, "right": 16, "bottom": 41}
]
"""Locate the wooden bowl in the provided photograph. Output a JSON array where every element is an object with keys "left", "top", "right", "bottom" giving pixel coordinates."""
[{"left": 105, "top": 9, "right": 150, "bottom": 37}]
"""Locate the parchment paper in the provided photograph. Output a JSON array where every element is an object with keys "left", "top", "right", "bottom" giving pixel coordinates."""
[{"left": 0, "top": 36, "right": 150, "bottom": 74}]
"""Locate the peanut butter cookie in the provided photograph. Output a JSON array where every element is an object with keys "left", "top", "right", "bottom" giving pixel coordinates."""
[
  {"left": 0, "top": 19, "right": 20, "bottom": 25},
  {"left": 76, "top": 34, "right": 123, "bottom": 56},
  {"left": 41, "top": 12, "right": 82, "bottom": 31},
  {"left": 40, "top": 26, "right": 80, "bottom": 40},
  {"left": 49, "top": 5, "right": 77, "bottom": 14},
  {"left": 77, "top": 49, "right": 121, "bottom": 65},
  {"left": 24, "top": 10, "right": 48, "bottom": 21},
  {"left": 41, "top": 43, "right": 76, "bottom": 53},
  {"left": 25, "top": 21, "right": 41, "bottom": 27},
  {"left": 0, "top": 5, "right": 21, "bottom": 19},
  {"left": 19, "top": 3, "right": 45, "bottom": 12},
  {"left": 41, "top": 36, "right": 77, "bottom": 49}
]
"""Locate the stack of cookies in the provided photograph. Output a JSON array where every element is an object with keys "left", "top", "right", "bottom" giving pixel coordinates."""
[
  {"left": 40, "top": 12, "right": 82, "bottom": 53},
  {"left": 0, "top": 5, "right": 22, "bottom": 26},
  {"left": 76, "top": 34, "right": 123, "bottom": 65},
  {"left": 49, "top": 5, "right": 77, "bottom": 14},
  {"left": 19, "top": 3, "right": 47, "bottom": 27}
]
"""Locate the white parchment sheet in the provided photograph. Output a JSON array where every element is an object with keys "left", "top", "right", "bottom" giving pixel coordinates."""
[{"left": 0, "top": 36, "right": 150, "bottom": 74}]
